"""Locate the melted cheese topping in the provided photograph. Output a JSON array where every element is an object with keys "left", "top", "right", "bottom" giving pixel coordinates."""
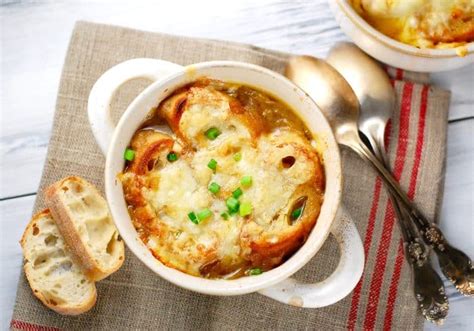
[
  {"left": 122, "top": 81, "right": 324, "bottom": 278},
  {"left": 351, "top": 0, "right": 474, "bottom": 49}
]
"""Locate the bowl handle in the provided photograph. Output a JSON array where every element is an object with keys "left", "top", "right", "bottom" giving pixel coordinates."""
[
  {"left": 258, "top": 205, "right": 364, "bottom": 308},
  {"left": 87, "top": 58, "right": 183, "bottom": 155}
]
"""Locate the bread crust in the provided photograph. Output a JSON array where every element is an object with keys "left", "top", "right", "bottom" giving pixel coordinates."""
[
  {"left": 127, "top": 130, "right": 175, "bottom": 175},
  {"left": 244, "top": 181, "right": 324, "bottom": 269},
  {"left": 45, "top": 176, "right": 125, "bottom": 281},
  {"left": 20, "top": 209, "right": 97, "bottom": 315}
]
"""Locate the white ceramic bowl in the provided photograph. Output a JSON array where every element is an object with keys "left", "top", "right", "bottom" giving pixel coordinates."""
[
  {"left": 88, "top": 59, "right": 364, "bottom": 308},
  {"left": 329, "top": 0, "right": 474, "bottom": 72}
]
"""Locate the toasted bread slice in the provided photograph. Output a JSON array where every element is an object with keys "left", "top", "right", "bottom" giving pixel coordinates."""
[
  {"left": 21, "top": 210, "right": 97, "bottom": 315},
  {"left": 45, "top": 176, "right": 125, "bottom": 281},
  {"left": 241, "top": 130, "right": 324, "bottom": 269},
  {"left": 126, "top": 130, "right": 175, "bottom": 176},
  {"left": 158, "top": 80, "right": 265, "bottom": 149}
]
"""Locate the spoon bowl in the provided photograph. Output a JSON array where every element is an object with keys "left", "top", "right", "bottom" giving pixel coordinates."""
[
  {"left": 285, "top": 56, "right": 360, "bottom": 145},
  {"left": 326, "top": 42, "right": 395, "bottom": 159}
]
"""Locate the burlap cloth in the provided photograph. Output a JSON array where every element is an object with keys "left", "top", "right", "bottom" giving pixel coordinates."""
[{"left": 10, "top": 21, "right": 450, "bottom": 331}]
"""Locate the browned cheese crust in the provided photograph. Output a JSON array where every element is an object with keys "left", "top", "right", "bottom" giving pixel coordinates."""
[{"left": 120, "top": 79, "right": 325, "bottom": 278}]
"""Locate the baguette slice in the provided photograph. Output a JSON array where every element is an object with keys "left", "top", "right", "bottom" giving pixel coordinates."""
[
  {"left": 21, "top": 210, "right": 97, "bottom": 315},
  {"left": 45, "top": 176, "right": 125, "bottom": 281}
]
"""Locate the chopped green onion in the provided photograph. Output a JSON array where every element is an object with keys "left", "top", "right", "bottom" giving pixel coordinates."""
[
  {"left": 207, "top": 158, "right": 218, "bottom": 171},
  {"left": 221, "top": 212, "right": 229, "bottom": 220},
  {"left": 232, "top": 188, "right": 243, "bottom": 199},
  {"left": 248, "top": 267, "right": 263, "bottom": 276},
  {"left": 205, "top": 127, "right": 221, "bottom": 140},
  {"left": 124, "top": 148, "right": 135, "bottom": 161},
  {"left": 239, "top": 201, "right": 252, "bottom": 217},
  {"left": 188, "top": 212, "right": 198, "bottom": 224},
  {"left": 167, "top": 152, "right": 178, "bottom": 162},
  {"left": 208, "top": 182, "right": 221, "bottom": 194},
  {"left": 291, "top": 207, "right": 303, "bottom": 220},
  {"left": 240, "top": 175, "right": 252, "bottom": 187},
  {"left": 197, "top": 208, "right": 212, "bottom": 221},
  {"left": 233, "top": 152, "right": 242, "bottom": 162},
  {"left": 226, "top": 197, "right": 240, "bottom": 213}
]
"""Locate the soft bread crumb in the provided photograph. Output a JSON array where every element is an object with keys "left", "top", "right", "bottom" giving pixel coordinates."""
[{"left": 20, "top": 210, "right": 97, "bottom": 315}]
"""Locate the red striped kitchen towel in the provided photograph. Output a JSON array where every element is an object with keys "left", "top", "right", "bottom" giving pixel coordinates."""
[{"left": 11, "top": 21, "right": 450, "bottom": 330}]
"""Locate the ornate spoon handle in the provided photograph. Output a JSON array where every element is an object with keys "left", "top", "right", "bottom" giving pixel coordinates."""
[
  {"left": 410, "top": 213, "right": 474, "bottom": 296},
  {"left": 349, "top": 138, "right": 474, "bottom": 297},
  {"left": 370, "top": 141, "right": 448, "bottom": 324},
  {"left": 404, "top": 234, "right": 449, "bottom": 324}
]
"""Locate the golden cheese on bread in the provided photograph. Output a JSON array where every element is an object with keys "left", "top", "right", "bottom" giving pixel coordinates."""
[
  {"left": 350, "top": 0, "right": 474, "bottom": 49},
  {"left": 120, "top": 79, "right": 325, "bottom": 278}
]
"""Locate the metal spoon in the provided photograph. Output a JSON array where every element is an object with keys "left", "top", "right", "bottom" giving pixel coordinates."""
[
  {"left": 285, "top": 55, "right": 474, "bottom": 295},
  {"left": 327, "top": 42, "right": 448, "bottom": 323}
]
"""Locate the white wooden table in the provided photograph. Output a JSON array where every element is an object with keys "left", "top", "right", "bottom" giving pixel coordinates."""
[{"left": 1, "top": 1, "right": 472, "bottom": 329}]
